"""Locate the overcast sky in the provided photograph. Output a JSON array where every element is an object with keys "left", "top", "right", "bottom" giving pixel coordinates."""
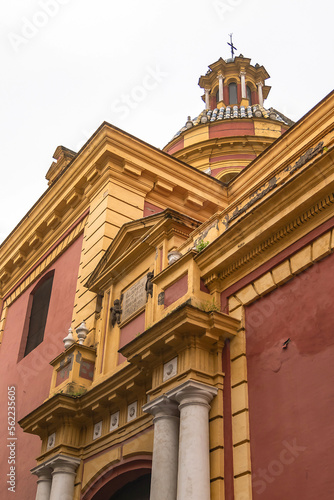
[{"left": 1, "top": 0, "right": 333, "bottom": 244}]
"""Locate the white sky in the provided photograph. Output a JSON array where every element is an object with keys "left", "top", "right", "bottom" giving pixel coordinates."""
[{"left": 1, "top": 0, "right": 333, "bottom": 244}]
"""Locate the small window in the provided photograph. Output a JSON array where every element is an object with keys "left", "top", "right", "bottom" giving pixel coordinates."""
[
  {"left": 216, "top": 89, "right": 220, "bottom": 104},
  {"left": 228, "top": 83, "right": 237, "bottom": 105},
  {"left": 246, "top": 85, "right": 252, "bottom": 105},
  {"left": 24, "top": 274, "right": 54, "bottom": 356}
]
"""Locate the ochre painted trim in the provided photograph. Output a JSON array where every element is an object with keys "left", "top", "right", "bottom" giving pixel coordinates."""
[{"left": 221, "top": 215, "right": 334, "bottom": 311}]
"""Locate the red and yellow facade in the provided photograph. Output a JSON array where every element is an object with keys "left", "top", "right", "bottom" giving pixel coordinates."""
[{"left": 0, "top": 55, "right": 334, "bottom": 500}]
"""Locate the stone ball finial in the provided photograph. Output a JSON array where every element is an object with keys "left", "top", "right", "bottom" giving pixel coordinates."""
[{"left": 76, "top": 321, "right": 89, "bottom": 345}]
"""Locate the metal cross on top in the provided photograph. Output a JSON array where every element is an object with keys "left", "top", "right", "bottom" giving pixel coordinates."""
[{"left": 227, "top": 33, "right": 237, "bottom": 59}]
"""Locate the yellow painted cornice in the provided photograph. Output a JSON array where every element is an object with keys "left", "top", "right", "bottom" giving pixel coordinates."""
[
  {"left": 0, "top": 122, "right": 227, "bottom": 297},
  {"left": 119, "top": 303, "right": 239, "bottom": 366}
]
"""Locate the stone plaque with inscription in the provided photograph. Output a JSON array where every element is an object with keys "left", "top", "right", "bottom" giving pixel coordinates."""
[{"left": 122, "top": 275, "right": 147, "bottom": 320}]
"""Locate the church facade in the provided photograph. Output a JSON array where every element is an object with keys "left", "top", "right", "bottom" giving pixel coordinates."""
[{"left": 1, "top": 54, "right": 333, "bottom": 500}]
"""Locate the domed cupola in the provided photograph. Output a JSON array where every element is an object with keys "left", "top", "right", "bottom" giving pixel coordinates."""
[{"left": 164, "top": 44, "right": 294, "bottom": 183}]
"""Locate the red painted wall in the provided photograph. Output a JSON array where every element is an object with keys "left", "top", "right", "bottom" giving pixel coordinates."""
[
  {"left": 118, "top": 312, "right": 145, "bottom": 364},
  {"left": 164, "top": 274, "right": 188, "bottom": 308},
  {"left": 223, "top": 85, "right": 229, "bottom": 105},
  {"left": 251, "top": 90, "right": 258, "bottom": 105},
  {"left": 0, "top": 234, "right": 83, "bottom": 500},
  {"left": 209, "top": 121, "right": 255, "bottom": 139},
  {"left": 237, "top": 83, "right": 241, "bottom": 104},
  {"left": 143, "top": 201, "right": 163, "bottom": 218},
  {"left": 165, "top": 138, "right": 184, "bottom": 155},
  {"left": 245, "top": 252, "right": 334, "bottom": 499}
]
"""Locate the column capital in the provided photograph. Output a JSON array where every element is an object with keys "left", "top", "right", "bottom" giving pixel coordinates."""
[
  {"left": 31, "top": 464, "right": 53, "bottom": 479},
  {"left": 240, "top": 71, "right": 246, "bottom": 76},
  {"left": 217, "top": 73, "right": 224, "bottom": 80},
  {"left": 256, "top": 81, "right": 263, "bottom": 87},
  {"left": 31, "top": 454, "right": 81, "bottom": 476},
  {"left": 143, "top": 395, "right": 179, "bottom": 419},
  {"left": 167, "top": 380, "right": 217, "bottom": 408}
]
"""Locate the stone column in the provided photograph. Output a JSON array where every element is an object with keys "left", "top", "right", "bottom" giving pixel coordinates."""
[
  {"left": 169, "top": 381, "right": 218, "bottom": 500},
  {"left": 49, "top": 456, "right": 80, "bottom": 500},
  {"left": 204, "top": 89, "right": 210, "bottom": 110},
  {"left": 257, "top": 81, "right": 264, "bottom": 106},
  {"left": 31, "top": 466, "right": 52, "bottom": 500},
  {"left": 240, "top": 71, "right": 246, "bottom": 99},
  {"left": 218, "top": 74, "right": 224, "bottom": 102},
  {"left": 143, "top": 396, "right": 179, "bottom": 500}
]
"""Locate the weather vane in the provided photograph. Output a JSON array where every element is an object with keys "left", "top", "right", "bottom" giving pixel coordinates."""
[{"left": 227, "top": 33, "right": 237, "bottom": 59}]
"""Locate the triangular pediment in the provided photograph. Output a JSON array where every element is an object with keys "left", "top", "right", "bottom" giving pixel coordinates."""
[{"left": 86, "top": 209, "right": 200, "bottom": 292}]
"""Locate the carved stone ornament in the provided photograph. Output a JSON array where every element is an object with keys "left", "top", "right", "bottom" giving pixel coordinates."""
[
  {"left": 145, "top": 271, "right": 154, "bottom": 301},
  {"left": 93, "top": 421, "right": 102, "bottom": 440},
  {"left": 167, "top": 251, "right": 182, "bottom": 265},
  {"left": 127, "top": 401, "right": 137, "bottom": 422},
  {"left": 163, "top": 357, "right": 178, "bottom": 381},
  {"left": 47, "top": 432, "right": 56, "bottom": 450},
  {"left": 110, "top": 411, "right": 120, "bottom": 431},
  {"left": 158, "top": 291, "right": 165, "bottom": 305},
  {"left": 110, "top": 298, "right": 122, "bottom": 327}
]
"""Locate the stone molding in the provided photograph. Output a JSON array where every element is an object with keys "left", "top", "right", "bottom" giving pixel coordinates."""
[
  {"left": 167, "top": 380, "right": 218, "bottom": 410},
  {"left": 143, "top": 395, "right": 179, "bottom": 419},
  {"left": 31, "top": 454, "right": 81, "bottom": 476}
]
